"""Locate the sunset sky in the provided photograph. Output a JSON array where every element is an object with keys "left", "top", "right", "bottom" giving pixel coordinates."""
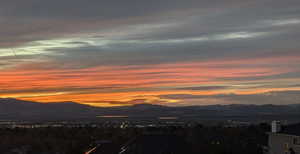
[{"left": 1, "top": 0, "right": 300, "bottom": 106}]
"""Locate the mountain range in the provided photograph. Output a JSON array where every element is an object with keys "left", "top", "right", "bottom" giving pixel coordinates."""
[{"left": 0, "top": 98, "right": 299, "bottom": 122}]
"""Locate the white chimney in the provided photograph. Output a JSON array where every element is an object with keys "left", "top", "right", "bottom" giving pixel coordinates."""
[{"left": 271, "top": 121, "right": 281, "bottom": 133}]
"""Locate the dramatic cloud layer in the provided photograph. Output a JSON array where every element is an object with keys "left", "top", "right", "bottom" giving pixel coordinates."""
[{"left": 0, "top": 0, "right": 300, "bottom": 106}]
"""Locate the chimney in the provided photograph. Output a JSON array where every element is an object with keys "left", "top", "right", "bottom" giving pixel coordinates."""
[{"left": 271, "top": 121, "right": 281, "bottom": 133}]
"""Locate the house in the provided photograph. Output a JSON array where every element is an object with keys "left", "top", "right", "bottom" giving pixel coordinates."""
[{"left": 268, "top": 121, "right": 300, "bottom": 154}]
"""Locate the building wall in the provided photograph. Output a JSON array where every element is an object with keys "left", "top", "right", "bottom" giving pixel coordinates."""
[{"left": 268, "top": 133, "right": 300, "bottom": 154}]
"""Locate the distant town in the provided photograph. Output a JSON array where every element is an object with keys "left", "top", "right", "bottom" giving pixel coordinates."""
[{"left": 0, "top": 119, "right": 299, "bottom": 154}]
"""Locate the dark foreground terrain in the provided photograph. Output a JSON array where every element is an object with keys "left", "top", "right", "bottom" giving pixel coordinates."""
[
  {"left": 0, "top": 123, "right": 271, "bottom": 154},
  {"left": 1, "top": 98, "right": 300, "bottom": 123}
]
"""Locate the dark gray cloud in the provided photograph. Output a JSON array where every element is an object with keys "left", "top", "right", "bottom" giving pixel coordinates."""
[
  {"left": 83, "top": 99, "right": 169, "bottom": 106},
  {"left": 219, "top": 71, "right": 300, "bottom": 82},
  {"left": 160, "top": 90, "right": 300, "bottom": 105},
  {"left": 1, "top": 0, "right": 241, "bottom": 18},
  {"left": 1, "top": 0, "right": 300, "bottom": 67},
  {"left": 1, "top": 0, "right": 300, "bottom": 47},
  {"left": 176, "top": 86, "right": 229, "bottom": 91}
]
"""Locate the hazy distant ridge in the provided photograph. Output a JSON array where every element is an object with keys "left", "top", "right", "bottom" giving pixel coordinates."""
[{"left": 0, "top": 98, "right": 299, "bottom": 121}]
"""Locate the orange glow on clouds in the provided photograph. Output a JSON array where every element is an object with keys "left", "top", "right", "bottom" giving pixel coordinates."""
[{"left": 1, "top": 55, "right": 299, "bottom": 106}]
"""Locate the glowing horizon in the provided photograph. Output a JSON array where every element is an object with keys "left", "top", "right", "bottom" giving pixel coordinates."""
[{"left": 1, "top": 0, "right": 300, "bottom": 107}]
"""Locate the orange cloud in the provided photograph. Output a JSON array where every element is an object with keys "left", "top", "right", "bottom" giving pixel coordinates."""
[{"left": 0, "top": 55, "right": 299, "bottom": 106}]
